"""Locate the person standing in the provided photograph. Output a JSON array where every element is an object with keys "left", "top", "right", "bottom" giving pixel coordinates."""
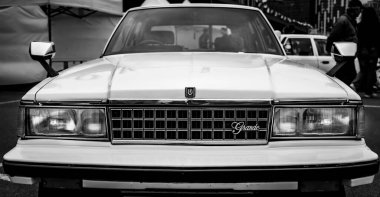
[
  {"left": 199, "top": 28, "right": 210, "bottom": 49},
  {"left": 356, "top": 7, "right": 380, "bottom": 98},
  {"left": 326, "top": 0, "right": 363, "bottom": 86},
  {"left": 214, "top": 27, "right": 232, "bottom": 51}
]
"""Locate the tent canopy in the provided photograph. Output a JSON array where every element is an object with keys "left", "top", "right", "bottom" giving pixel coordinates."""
[
  {"left": 0, "top": 0, "right": 124, "bottom": 16},
  {"left": 0, "top": 1, "right": 123, "bottom": 85}
]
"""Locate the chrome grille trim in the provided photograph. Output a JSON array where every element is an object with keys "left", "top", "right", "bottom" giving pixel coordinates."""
[
  {"left": 108, "top": 99, "right": 273, "bottom": 105},
  {"left": 110, "top": 107, "right": 270, "bottom": 144}
]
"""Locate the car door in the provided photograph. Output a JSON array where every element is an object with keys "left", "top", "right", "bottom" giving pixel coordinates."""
[
  {"left": 283, "top": 37, "right": 319, "bottom": 69},
  {"left": 313, "top": 38, "right": 336, "bottom": 72}
]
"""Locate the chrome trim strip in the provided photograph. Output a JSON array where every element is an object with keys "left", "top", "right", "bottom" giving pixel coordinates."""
[
  {"left": 111, "top": 139, "right": 268, "bottom": 146},
  {"left": 9, "top": 176, "right": 36, "bottom": 185},
  {"left": 0, "top": 173, "right": 11, "bottom": 182},
  {"left": 23, "top": 99, "right": 362, "bottom": 106},
  {"left": 35, "top": 100, "right": 108, "bottom": 106},
  {"left": 22, "top": 105, "right": 108, "bottom": 109},
  {"left": 20, "top": 100, "right": 34, "bottom": 105},
  {"left": 127, "top": 3, "right": 263, "bottom": 11},
  {"left": 270, "top": 136, "right": 360, "bottom": 140},
  {"left": 273, "top": 99, "right": 350, "bottom": 105},
  {"left": 348, "top": 100, "right": 363, "bottom": 104},
  {"left": 83, "top": 180, "right": 298, "bottom": 190},
  {"left": 21, "top": 136, "right": 109, "bottom": 141},
  {"left": 109, "top": 99, "right": 273, "bottom": 106},
  {"left": 344, "top": 176, "right": 374, "bottom": 187},
  {"left": 273, "top": 105, "right": 360, "bottom": 108}
]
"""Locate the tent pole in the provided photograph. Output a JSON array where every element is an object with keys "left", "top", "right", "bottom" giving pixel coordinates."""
[
  {"left": 48, "top": 4, "right": 52, "bottom": 67},
  {"left": 48, "top": 4, "right": 51, "bottom": 42}
]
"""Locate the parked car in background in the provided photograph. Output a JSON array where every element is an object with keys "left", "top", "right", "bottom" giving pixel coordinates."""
[
  {"left": 281, "top": 34, "right": 336, "bottom": 72},
  {"left": 281, "top": 34, "right": 379, "bottom": 91},
  {"left": 2, "top": 3, "right": 378, "bottom": 197}
]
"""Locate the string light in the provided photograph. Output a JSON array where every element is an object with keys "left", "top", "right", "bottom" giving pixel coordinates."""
[{"left": 252, "top": 0, "right": 312, "bottom": 29}]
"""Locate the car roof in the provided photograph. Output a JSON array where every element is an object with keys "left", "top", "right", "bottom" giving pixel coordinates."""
[
  {"left": 128, "top": 3, "right": 262, "bottom": 12},
  {"left": 281, "top": 34, "right": 327, "bottom": 39}
]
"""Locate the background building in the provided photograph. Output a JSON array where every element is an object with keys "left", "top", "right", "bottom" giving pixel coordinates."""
[
  {"left": 367, "top": 0, "right": 380, "bottom": 15},
  {"left": 315, "top": 0, "right": 350, "bottom": 35}
]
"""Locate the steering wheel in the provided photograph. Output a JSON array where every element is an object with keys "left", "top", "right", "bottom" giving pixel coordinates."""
[{"left": 138, "top": 39, "right": 164, "bottom": 45}]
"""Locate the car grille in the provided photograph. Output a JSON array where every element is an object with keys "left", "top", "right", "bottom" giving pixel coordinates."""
[{"left": 110, "top": 107, "right": 270, "bottom": 143}]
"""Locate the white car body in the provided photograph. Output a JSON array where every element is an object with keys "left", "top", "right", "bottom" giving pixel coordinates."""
[{"left": 2, "top": 3, "right": 378, "bottom": 196}]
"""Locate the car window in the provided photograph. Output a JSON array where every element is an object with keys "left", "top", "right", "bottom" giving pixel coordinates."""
[
  {"left": 284, "top": 38, "right": 314, "bottom": 56},
  {"left": 104, "top": 8, "right": 283, "bottom": 55},
  {"left": 314, "top": 38, "right": 330, "bottom": 56}
]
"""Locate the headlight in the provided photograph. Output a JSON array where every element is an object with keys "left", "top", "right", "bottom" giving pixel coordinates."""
[
  {"left": 273, "top": 107, "right": 360, "bottom": 137},
  {"left": 26, "top": 108, "right": 107, "bottom": 138}
]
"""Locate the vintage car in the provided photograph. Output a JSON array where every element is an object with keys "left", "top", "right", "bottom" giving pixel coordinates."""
[{"left": 2, "top": 3, "right": 379, "bottom": 197}]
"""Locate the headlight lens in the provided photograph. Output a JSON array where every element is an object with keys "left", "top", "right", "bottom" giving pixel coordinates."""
[
  {"left": 27, "top": 108, "right": 106, "bottom": 137},
  {"left": 273, "top": 108, "right": 298, "bottom": 136},
  {"left": 273, "top": 107, "right": 358, "bottom": 137}
]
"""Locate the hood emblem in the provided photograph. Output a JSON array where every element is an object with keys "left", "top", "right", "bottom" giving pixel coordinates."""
[
  {"left": 231, "top": 122, "right": 260, "bottom": 135},
  {"left": 185, "top": 87, "right": 196, "bottom": 98}
]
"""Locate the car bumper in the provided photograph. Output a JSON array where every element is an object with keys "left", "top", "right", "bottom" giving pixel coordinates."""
[{"left": 2, "top": 139, "right": 379, "bottom": 191}]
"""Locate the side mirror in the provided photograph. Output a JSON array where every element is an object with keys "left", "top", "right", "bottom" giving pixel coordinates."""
[
  {"left": 29, "top": 42, "right": 58, "bottom": 77},
  {"left": 30, "top": 42, "right": 56, "bottom": 59},
  {"left": 327, "top": 42, "right": 357, "bottom": 77},
  {"left": 331, "top": 42, "right": 357, "bottom": 62}
]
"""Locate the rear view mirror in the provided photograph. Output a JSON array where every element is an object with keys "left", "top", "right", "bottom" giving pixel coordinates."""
[{"left": 29, "top": 42, "right": 58, "bottom": 77}]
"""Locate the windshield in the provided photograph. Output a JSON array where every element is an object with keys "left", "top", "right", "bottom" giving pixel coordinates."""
[{"left": 104, "top": 7, "right": 283, "bottom": 55}]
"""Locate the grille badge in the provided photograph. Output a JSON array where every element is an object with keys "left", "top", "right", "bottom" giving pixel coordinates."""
[
  {"left": 231, "top": 122, "right": 260, "bottom": 135},
  {"left": 185, "top": 87, "right": 196, "bottom": 98}
]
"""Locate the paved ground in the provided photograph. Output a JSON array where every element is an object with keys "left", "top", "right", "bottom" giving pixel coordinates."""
[{"left": 1, "top": 86, "right": 380, "bottom": 197}]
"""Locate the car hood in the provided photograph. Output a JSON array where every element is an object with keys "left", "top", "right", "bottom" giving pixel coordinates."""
[{"left": 27, "top": 53, "right": 360, "bottom": 102}]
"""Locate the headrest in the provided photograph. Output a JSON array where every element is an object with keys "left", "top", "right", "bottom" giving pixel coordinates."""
[{"left": 145, "top": 31, "right": 175, "bottom": 44}]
